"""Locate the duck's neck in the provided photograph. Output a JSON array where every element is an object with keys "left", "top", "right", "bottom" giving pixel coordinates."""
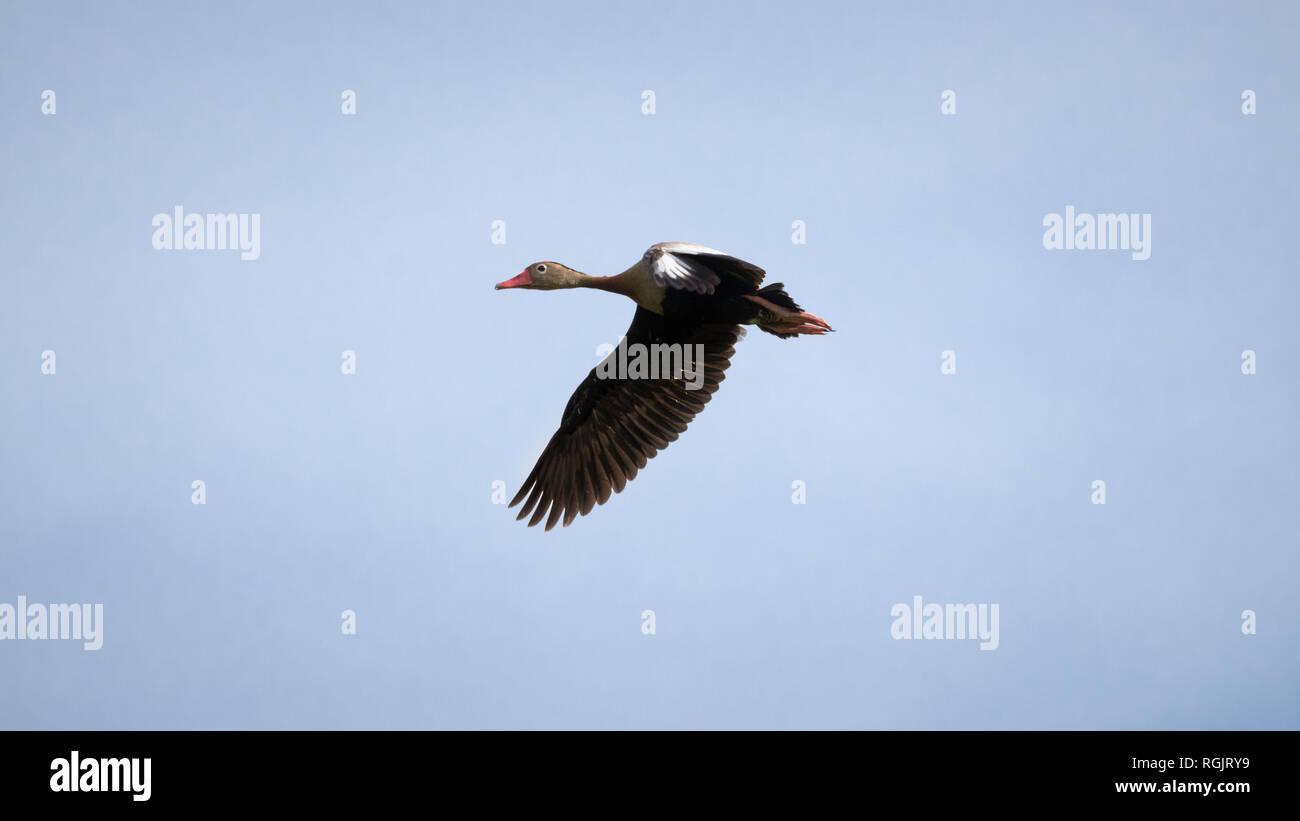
[{"left": 578, "top": 264, "right": 663, "bottom": 312}]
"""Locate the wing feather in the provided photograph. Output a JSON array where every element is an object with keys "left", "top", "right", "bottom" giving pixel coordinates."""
[
  {"left": 643, "top": 242, "right": 766, "bottom": 294},
  {"left": 508, "top": 307, "right": 741, "bottom": 529}
]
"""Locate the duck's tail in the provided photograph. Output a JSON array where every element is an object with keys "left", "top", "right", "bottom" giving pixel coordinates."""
[{"left": 742, "top": 284, "right": 834, "bottom": 338}]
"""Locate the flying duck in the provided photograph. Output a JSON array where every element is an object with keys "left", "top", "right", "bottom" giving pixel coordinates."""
[{"left": 496, "top": 242, "right": 832, "bottom": 530}]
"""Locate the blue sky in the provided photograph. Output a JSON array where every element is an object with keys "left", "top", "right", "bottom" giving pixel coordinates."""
[{"left": 1, "top": 0, "right": 1296, "bottom": 728}]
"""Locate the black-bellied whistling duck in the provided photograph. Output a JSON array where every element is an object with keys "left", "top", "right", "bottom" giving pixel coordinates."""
[{"left": 496, "top": 241, "right": 832, "bottom": 530}]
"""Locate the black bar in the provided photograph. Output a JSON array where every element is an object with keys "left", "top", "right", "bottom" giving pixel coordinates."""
[{"left": 2, "top": 731, "right": 1287, "bottom": 808}]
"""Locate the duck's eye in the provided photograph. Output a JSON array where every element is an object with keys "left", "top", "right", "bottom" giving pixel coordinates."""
[{"left": 536, "top": 264, "right": 547, "bottom": 273}]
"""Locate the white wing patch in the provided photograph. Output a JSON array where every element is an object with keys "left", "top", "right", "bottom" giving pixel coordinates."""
[
  {"left": 645, "top": 242, "right": 726, "bottom": 294},
  {"left": 654, "top": 241, "right": 729, "bottom": 257}
]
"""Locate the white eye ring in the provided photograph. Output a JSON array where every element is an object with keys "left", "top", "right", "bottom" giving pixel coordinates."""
[{"left": 537, "top": 264, "right": 547, "bottom": 273}]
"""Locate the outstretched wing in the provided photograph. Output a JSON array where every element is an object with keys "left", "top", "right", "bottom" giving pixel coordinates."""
[
  {"left": 509, "top": 307, "right": 742, "bottom": 530},
  {"left": 644, "top": 242, "right": 766, "bottom": 294}
]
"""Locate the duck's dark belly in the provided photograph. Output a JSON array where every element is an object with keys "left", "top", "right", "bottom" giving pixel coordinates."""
[{"left": 661, "top": 280, "right": 754, "bottom": 326}]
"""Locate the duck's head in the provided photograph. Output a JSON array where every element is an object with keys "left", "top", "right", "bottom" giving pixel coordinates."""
[{"left": 495, "top": 261, "right": 585, "bottom": 291}]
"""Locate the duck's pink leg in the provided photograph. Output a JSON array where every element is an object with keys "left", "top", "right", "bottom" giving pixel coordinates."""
[{"left": 742, "top": 295, "right": 834, "bottom": 333}]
